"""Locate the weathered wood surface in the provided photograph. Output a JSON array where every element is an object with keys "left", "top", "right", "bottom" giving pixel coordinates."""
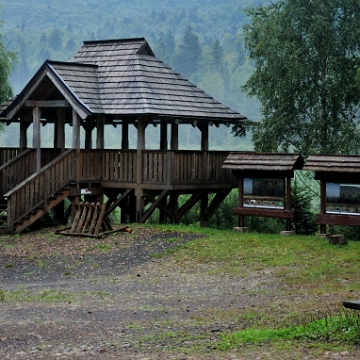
[
  {"left": 0, "top": 148, "right": 20, "bottom": 167},
  {"left": 316, "top": 214, "right": 360, "bottom": 227},
  {"left": 233, "top": 207, "right": 294, "bottom": 219},
  {"left": 4, "top": 149, "right": 74, "bottom": 231},
  {"left": 78, "top": 150, "right": 233, "bottom": 185}
]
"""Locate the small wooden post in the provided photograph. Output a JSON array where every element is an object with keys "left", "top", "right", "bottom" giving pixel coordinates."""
[{"left": 72, "top": 109, "right": 81, "bottom": 183}]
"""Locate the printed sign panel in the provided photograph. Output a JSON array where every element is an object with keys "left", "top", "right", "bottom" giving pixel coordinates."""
[{"left": 243, "top": 178, "right": 285, "bottom": 209}]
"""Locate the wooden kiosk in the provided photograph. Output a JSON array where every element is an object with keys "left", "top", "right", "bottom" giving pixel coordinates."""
[
  {"left": 304, "top": 155, "right": 360, "bottom": 234},
  {"left": 222, "top": 152, "right": 304, "bottom": 232}
]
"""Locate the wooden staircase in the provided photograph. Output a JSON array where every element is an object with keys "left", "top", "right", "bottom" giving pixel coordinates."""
[{"left": 0, "top": 149, "right": 75, "bottom": 234}]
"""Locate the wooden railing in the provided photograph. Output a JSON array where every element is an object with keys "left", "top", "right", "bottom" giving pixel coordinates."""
[
  {"left": 79, "top": 149, "right": 232, "bottom": 185},
  {"left": 0, "top": 148, "right": 20, "bottom": 167},
  {"left": 0, "top": 149, "right": 35, "bottom": 197},
  {"left": 80, "top": 150, "right": 137, "bottom": 182},
  {"left": 172, "top": 151, "right": 233, "bottom": 184},
  {"left": 4, "top": 149, "right": 75, "bottom": 230}
]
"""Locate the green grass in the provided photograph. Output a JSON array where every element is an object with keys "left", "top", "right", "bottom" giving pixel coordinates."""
[
  {"left": 218, "top": 308, "right": 360, "bottom": 350},
  {"left": 152, "top": 225, "right": 360, "bottom": 295}
]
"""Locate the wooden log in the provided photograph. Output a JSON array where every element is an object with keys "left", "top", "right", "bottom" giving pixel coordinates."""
[
  {"left": 71, "top": 202, "right": 82, "bottom": 233},
  {"left": 94, "top": 202, "right": 106, "bottom": 235},
  {"left": 89, "top": 202, "right": 100, "bottom": 234},
  {"left": 76, "top": 202, "right": 89, "bottom": 233}
]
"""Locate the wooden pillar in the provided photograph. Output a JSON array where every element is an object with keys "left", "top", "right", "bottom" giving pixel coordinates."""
[
  {"left": 320, "top": 179, "right": 327, "bottom": 234},
  {"left": 160, "top": 122, "right": 168, "bottom": 150},
  {"left": 200, "top": 192, "right": 208, "bottom": 227},
  {"left": 20, "top": 119, "right": 29, "bottom": 151},
  {"left": 136, "top": 116, "right": 147, "bottom": 222},
  {"left": 33, "top": 106, "right": 41, "bottom": 171},
  {"left": 122, "top": 121, "right": 129, "bottom": 149},
  {"left": 169, "top": 193, "right": 178, "bottom": 224},
  {"left": 286, "top": 177, "right": 292, "bottom": 231},
  {"left": 238, "top": 176, "right": 245, "bottom": 227},
  {"left": 72, "top": 109, "right": 81, "bottom": 180},
  {"left": 54, "top": 108, "right": 65, "bottom": 151},
  {"left": 171, "top": 122, "right": 178, "bottom": 150},
  {"left": 96, "top": 115, "right": 105, "bottom": 149},
  {"left": 199, "top": 123, "right": 209, "bottom": 151},
  {"left": 84, "top": 125, "right": 93, "bottom": 149}
]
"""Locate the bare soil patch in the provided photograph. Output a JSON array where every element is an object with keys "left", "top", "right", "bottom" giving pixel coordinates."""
[{"left": 0, "top": 226, "right": 359, "bottom": 360}]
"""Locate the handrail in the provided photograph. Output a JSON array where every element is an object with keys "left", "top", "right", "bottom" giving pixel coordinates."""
[
  {"left": 0, "top": 149, "right": 35, "bottom": 198},
  {"left": 0, "top": 149, "right": 33, "bottom": 172},
  {"left": 5, "top": 149, "right": 75, "bottom": 230}
]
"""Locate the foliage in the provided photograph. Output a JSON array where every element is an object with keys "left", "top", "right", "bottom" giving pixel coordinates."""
[
  {"left": 235, "top": 0, "right": 360, "bottom": 157},
  {"left": 291, "top": 172, "right": 318, "bottom": 235},
  {"left": 0, "top": 6, "right": 16, "bottom": 133}
]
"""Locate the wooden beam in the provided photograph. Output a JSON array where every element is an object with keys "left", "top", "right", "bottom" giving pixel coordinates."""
[
  {"left": 20, "top": 119, "right": 30, "bottom": 151},
  {"left": 122, "top": 121, "right": 129, "bottom": 149},
  {"left": 105, "top": 189, "right": 132, "bottom": 216},
  {"left": 96, "top": 115, "right": 105, "bottom": 149},
  {"left": 171, "top": 122, "right": 178, "bottom": 150},
  {"left": 55, "top": 108, "right": 65, "bottom": 151},
  {"left": 140, "top": 190, "right": 169, "bottom": 223},
  {"left": 25, "top": 100, "right": 70, "bottom": 108},
  {"left": 72, "top": 109, "right": 81, "bottom": 182},
  {"left": 33, "top": 106, "right": 41, "bottom": 171},
  {"left": 160, "top": 122, "right": 168, "bottom": 150}
]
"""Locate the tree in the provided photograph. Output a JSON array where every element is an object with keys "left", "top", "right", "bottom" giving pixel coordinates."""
[
  {"left": 174, "top": 25, "right": 202, "bottom": 79},
  {"left": 233, "top": 0, "right": 360, "bottom": 156},
  {"left": 0, "top": 11, "right": 16, "bottom": 133}
]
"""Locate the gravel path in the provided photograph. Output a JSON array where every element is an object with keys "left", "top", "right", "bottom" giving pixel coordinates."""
[{"left": 0, "top": 227, "right": 359, "bottom": 359}]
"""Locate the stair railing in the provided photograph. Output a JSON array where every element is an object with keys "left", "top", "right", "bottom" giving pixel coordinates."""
[
  {"left": 0, "top": 149, "right": 36, "bottom": 198},
  {"left": 4, "top": 149, "right": 75, "bottom": 231}
]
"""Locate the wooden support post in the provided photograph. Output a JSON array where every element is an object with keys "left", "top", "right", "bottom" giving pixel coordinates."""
[
  {"left": 96, "top": 115, "right": 105, "bottom": 149},
  {"left": 33, "top": 106, "right": 41, "bottom": 171},
  {"left": 136, "top": 116, "right": 146, "bottom": 222},
  {"left": 20, "top": 119, "right": 29, "bottom": 151},
  {"left": 122, "top": 121, "right": 129, "bottom": 149},
  {"left": 320, "top": 179, "right": 327, "bottom": 234},
  {"left": 286, "top": 177, "right": 292, "bottom": 231},
  {"left": 55, "top": 108, "right": 65, "bottom": 152},
  {"left": 72, "top": 109, "right": 81, "bottom": 182},
  {"left": 199, "top": 123, "right": 209, "bottom": 151},
  {"left": 169, "top": 193, "right": 178, "bottom": 224},
  {"left": 84, "top": 125, "right": 93, "bottom": 149},
  {"left": 238, "top": 176, "right": 244, "bottom": 227},
  {"left": 171, "top": 122, "right": 178, "bottom": 150},
  {"left": 200, "top": 192, "right": 208, "bottom": 227},
  {"left": 160, "top": 122, "right": 168, "bottom": 150}
]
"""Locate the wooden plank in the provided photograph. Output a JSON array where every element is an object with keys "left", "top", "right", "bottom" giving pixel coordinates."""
[
  {"left": 233, "top": 207, "right": 294, "bottom": 219},
  {"left": 316, "top": 214, "right": 360, "bottom": 227}
]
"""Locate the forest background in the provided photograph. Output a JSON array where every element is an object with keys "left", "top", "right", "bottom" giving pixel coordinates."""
[{"left": 0, "top": 0, "right": 265, "bottom": 150}]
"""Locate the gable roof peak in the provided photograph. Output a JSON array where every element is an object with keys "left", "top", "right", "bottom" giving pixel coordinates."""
[{"left": 80, "top": 37, "right": 155, "bottom": 56}]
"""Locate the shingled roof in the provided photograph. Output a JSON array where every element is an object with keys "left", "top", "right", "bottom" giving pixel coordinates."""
[{"left": 1, "top": 38, "right": 246, "bottom": 123}]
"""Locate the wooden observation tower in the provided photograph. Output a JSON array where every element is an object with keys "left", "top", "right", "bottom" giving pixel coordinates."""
[{"left": 0, "top": 38, "right": 246, "bottom": 234}]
